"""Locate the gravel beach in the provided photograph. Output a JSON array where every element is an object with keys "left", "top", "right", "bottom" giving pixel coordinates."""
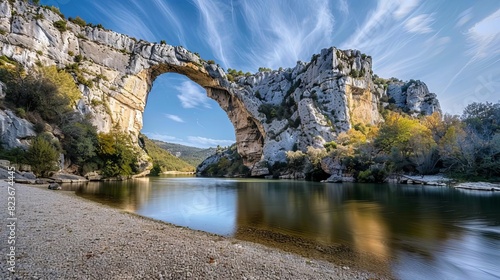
[{"left": 0, "top": 181, "right": 386, "bottom": 279}]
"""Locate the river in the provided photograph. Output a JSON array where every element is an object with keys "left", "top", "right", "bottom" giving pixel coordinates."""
[{"left": 67, "top": 176, "right": 500, "bottom": 279}]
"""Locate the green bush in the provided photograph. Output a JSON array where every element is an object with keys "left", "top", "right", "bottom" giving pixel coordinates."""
[
  {"left": 53, "top": 20, "right": 67, "bottom": 32},
  {"left": 0, "top": 147, "right": 28, "bottom": 164},
  {"left": 69, "top": 16, "right": 86, "bottom": 27},
  {"left": 149, "top": 162, "right": 162, "bottom": 176},
  {"left": 356, "top": 167, "right": 387, "bottom": 183},
  {"left": 74, "top": 54, "right": 83, "bottom": 63},
  {"left": 27, "top": 136, "right": 59, "bottom": 177},
  {"left": 60, "top": 116, "right": 99, "bottom": 167}
]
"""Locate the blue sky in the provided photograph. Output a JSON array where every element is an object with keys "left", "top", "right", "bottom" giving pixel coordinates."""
[{"left": 41, "top": 0, "right": 500, "bottom": 148}]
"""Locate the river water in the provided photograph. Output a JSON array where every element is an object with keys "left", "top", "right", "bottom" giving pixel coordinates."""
[{"left": 70, "top": 176, "right": 500, "bottom": 279}]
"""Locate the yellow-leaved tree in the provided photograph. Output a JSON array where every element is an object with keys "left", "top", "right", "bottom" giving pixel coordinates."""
[
  {"left": 375, "top": 112, "right": 437, "bottom": 173},
  {"left": 39, "top": 65, "right": 81, "bottom": 106}
]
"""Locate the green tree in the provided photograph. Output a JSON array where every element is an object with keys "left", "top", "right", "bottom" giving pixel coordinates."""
[
  {"left": 28, "top": 136, "right": 59, "bottom": 176},
  {"left": 149, "top": 162, "right": 162, "bottom": 176},
  {"left": 0, "top": 147, "right": 28, "bottom": 164},
  {"left": 97, "top": 132, "right": 138, "bottom": 177},
  {"left": 462, "top": 102, "right": 500, "bottom": 139},
  {"left": 60, "top": 115, "right": 98, "bottom": 167}
]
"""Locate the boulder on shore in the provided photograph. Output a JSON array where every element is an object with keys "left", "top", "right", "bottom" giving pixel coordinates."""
[
  {"left": 48, "top": 183, "right": 61, "bottom": 190},
  {"left": 50, "top": 172, "right": 88, "bottom": 183}
]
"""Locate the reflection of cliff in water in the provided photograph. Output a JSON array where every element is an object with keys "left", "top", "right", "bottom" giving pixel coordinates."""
[
  {"left": 234, "top": 182, "right": 390, "bottom": 259},
  {"left": 75, "top": 178, "right": 152, "bottom": 212},
  {"left": 232, "top": 181, "right": 498, "bottom": 262}
]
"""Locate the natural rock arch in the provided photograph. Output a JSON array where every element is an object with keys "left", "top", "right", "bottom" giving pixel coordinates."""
[
  {"left": 140, "top": 61, "right": 266, "bottom": 168},
  {"left": 0, "top": 0, "right": 267, "bottom": 169}
]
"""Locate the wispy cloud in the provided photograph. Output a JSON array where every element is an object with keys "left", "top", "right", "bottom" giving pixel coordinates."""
[
  {"left": 466, "top": 8, "right": 500, "bottom": 58},
  {"left": 338, "top": 0, "right": 444, "bottom": 82},
  {"left": 88, "top": 1, "right": 186, "bottom": 45},
  {"left": 404, "top": 14, "right": 434, "bottom": 34},
  {"left": 191, "top": 0, "right": 232, "bottom": 68},
  {"left": 442, "top": 8, "right": 500, "bottom": 94},
  {"left": 92, "top": 2, "right": 156, "bottom": 40},
  {"left": 393, "top": 0, "right": 420, "bottom": 19},
  {"left": 150, "top": 0, "right": 186, "bottom": 46},
  {"left": 143, "top": 132, "right": 183, "bottom": 143},
  {"left": 341, "top": 0, "right": 396, "bottom": 49},
  {"left": 143, "top": 132, "right": 234, "bottom": 148},
  {"left": 165, "top": 114, "right": 184, "bottom": 123},
  {"left": 239, "top": 0, "right": 335, "bottom": 69},
  {"left": 456, "top": 8, "right": 473, "bottom": 28},
  {"left": 175, "top": 81, "right": 211, "bottom": 109},
  {"left": 338, "top": 0, "right": 349, "bottom": 15},
  {"left": 187, "top": 136, "right": 234, "bottom": 148}
]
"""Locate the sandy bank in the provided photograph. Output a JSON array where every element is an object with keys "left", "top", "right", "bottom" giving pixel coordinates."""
[{"left": 0, "top": 181, "right": 385, "bottom": 279}]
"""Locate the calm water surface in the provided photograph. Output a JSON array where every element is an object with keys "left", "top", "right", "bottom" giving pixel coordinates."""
[{"left": 71, "top": 176, "right": 500, "bottom": 279}]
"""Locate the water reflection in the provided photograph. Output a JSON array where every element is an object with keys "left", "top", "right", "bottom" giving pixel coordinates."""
[
  {"left": 74, "top": 178, "right": 152, "bottom": 211},
  {"left": 73, "top": 177, "right": 500, "bottom": 279}
]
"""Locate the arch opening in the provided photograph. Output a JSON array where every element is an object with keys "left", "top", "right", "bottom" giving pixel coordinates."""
[
  {"left": 141, "top": 73, "right": 235, "bottom": 150},
  {"left": 139, "top": 67, "right": 266, "bottom": 170}
]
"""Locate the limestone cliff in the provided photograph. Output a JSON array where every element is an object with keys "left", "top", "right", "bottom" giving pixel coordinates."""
[
  {"left": 386, "top": 79, "right": 441, "bottom": 116},
  {"left": 0, "top": 109, "right": 35, "bottom": 149},
  {"left": 0, "top": 1, "right": 441, "bottom": 176}
]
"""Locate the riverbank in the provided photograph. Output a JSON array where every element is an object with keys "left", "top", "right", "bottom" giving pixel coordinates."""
[
  {"left": 162, "top": 171, "right": 195, "bottom": 175},
  {"left": 0, "top": 181, "right": 387, "bottom": 279}
]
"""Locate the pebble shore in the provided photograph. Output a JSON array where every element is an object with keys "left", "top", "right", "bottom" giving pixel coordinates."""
[{"left": 0, "top": 182, "right": 386, "bottom": 279}]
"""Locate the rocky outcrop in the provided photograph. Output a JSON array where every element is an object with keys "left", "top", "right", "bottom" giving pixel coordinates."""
[
  {"left": 386, "top": 79, "right": 441, "bottom": 116},
  {"left": 0, "top": 109, "right": 36, "bottom": 149},
  {"left": 0, "top": 1, "right": 441, "bottom": 176},
  {"left": 196, "top": 144, "right": 249, "bottom": 177}
]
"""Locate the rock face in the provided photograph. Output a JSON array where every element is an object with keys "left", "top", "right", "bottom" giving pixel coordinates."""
[
  {"left": 0, "top": 109, "right": 36, "bottom": 149},
  {"left": 386, "top": 79, "right": 441, "bottom": 116},
  {"left": 0, "top": 1, "right": 441, "bottom": 176}
]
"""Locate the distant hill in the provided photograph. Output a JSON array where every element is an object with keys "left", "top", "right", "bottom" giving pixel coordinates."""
[
  {"left": 150, "top": 140, "right": 216, "bottom": 167},
  {"left": 140, "top": 136, "right": 195, "bottom": 172}
]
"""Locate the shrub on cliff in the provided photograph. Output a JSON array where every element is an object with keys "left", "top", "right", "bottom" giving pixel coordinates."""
[
  {"left": 53, "top": 20, "right": 67, "bottom": 32},
  {"left": 69, "top": 16, "right": 86, "bottom": 27},
  {"left": 1, "top": 65, "right": 79, "bottom": 124}
]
